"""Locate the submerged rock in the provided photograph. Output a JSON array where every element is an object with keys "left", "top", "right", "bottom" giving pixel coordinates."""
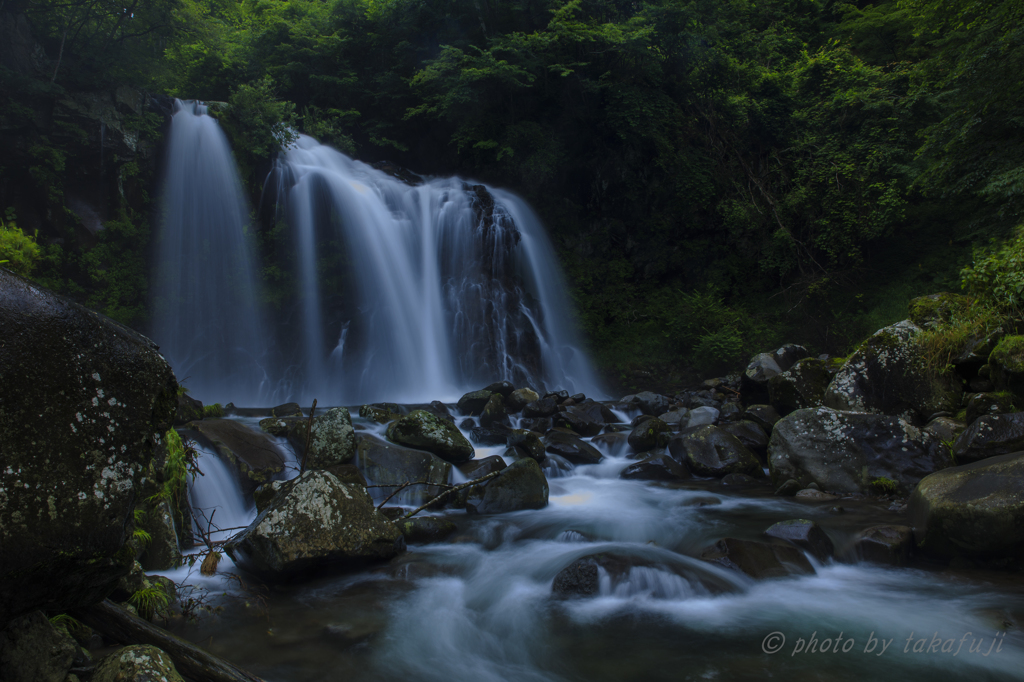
[
  {"left": 466, "top": 458, "right": 549, "bottom": 514},
  {"left": 224, "top": 470, "right": 404, "bottom": 580},
  {"left": 909, "top": 452, "right": 1024, "bottom": 559},
  {"left": 386, "top": 409, "right": 474, "bottom": 463},
  {"left": 0, "top": 269, "right": 177, "bottom": 626}
]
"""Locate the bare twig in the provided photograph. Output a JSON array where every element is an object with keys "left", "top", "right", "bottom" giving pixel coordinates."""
[
  {"left": 300, "top": 398, "right": 317, "bottom": 473},
  {"left": 399, "top": 470, "right": 502, "bottom": 521}
]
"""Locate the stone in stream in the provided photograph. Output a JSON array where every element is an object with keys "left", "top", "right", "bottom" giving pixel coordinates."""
[
  {"left": 0, "top": 269, "right": 178, "bottom": 627},
  {"left": 621, "top": 391, "right": 671, "bottom": 416},
  {"left": 951, "top": 413, "right": 1024, "bottom": 463},
  {"left": 668, "top": 425, "right": 762, "bottom": 478},
  {"left": 355, "top": 437, "right": 452, "bottom": 507},
  {"left": 507, "top": 429, "right": 546, "bottom": 461},
  {"left": 480, "top": 393, "right": 510, "bottom": 428},
  {"left": 700, "top": 537, "right": 814, "bottom": 579},
  {"left": 469, "top": 425, "right": 512, "bottom": 446},
  {"left": 768, "top": 407, "right": 947, "bottom": 495},
  {"left": 684, "top": 406, "right": 719, "bottom": 428},
  {"left": 395, "top": 517, "right": 458, "bottom": 544},
  {"left": 506, "top": 388, "right": 540, "bottom": 413},
  {"left": 358, "top": 403, "right": 402, "bottom": 425},
  {"left": 822, "top": 320, "right": 962, "bottom": 423},
  {"left": 909, "top": 452, "right": 1024, "bottom": 559},
  {"left": 523, "top": 397, "right": 560, "bottom": 418},
  {"left": 0, "top": 611, "right": 78, "bottom": 682},
  {"left": 465, "top": 458, "right": 549, "bottom": 514},
  {"left": 386, "top": 409, "right": 475, "bottom": 463},
  {"left": 270, "top": 402, "right": 303, "bottom": 418},
  {"left": 483, "top": 381, "right": 516, "bottom": 397},
  {"left": 224, "top": 470, "right": 404, "bottom": 580},
  {"left": 543, "top": 431, "right": 604, "bottom": 465},
  {"left": 767, "top": 357, "right": 832, "bottom": 416},
  {"left": 852, "top": 525, "right": 913, "bottom": 566},
  {"left": 187, "top": 418, "right": 290, "bottom": 494},
  {"left": 458, "top": 455, "right": 508, "bottom": 479},
  {"left": 306, "top": 407, "right": 358, "bottom": 468},
  {"left": 620, "top": 453, "right": 690, "bottom": 481},
  {"left": 554, "top": 406, "right": 604, "bottom": 437},
  {"left": 763, "top": 519, "right": 834, "bottom": 562},
  {"left": 457, "top": 389, "right": 494, "bottom": 415},
  {"left": 717, "top": 420, "right": 769, "bottom": 460},
  {"left": 627, "top": 417, "right": 671, "bottom": 452},
  {"left": 552, "top": 553, "right": 660, "bottom": 598},
  {"left": 590, "top": 431, "right": 631, "bottom": 457}
]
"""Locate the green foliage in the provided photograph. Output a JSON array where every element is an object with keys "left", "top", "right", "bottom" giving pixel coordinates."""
[
  {"left": 204, "top": 403, "right": 225, "bottom": 418},
  {"left": 0, "top": 209, "right": 42, "bottom": 276},
  {"left": 871, "top": 476, "right": 899, "bottom": 494},
  {"left": 962, "top": 228, "right": 1024, "bottom": 316},
  {"left": 48, "top": 613, "right": 83, "bottom": 633},
  {"left": 990, "top": 336, "right": 1024, "bottom": 374},
  {"left": 215, "top": 76, "right": 298, "bottom": 183},
  {"left": 129, "top": 584, "right": 170, "bottom": 621}
]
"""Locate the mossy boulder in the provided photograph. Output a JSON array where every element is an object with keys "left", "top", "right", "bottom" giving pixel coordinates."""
[
  {"left": 395, "top": 517, "right": 457, "bottom": 544},
  {"left": 224, "top": 470, "right": 404, "bottom": 580},
  {"left": 768, "top": 407, "right": 947, "bottom": 494},
  {"left": 626, "top": 417, "right": 670, "bottom": 452},
  {"left": 668, "top": 425, "right": 762, "bottom": 478},
  {"left": 907, "top": 292, "right": 972, "bottom": 330},
  {"left": 358, "top": 404, "right": 401, "bottom": 425},
  {"left": 0, "top": 611, "right": 78, "bottom": 682},
  {"left": 173, "top": 393, "right": 204, "bottom": 426},
  {"left": 306, "top": 407, "right": 357, "bottom": 468},
  {"left": 988, "top": 335, "right": 1024, "bottom": 396},
  {"left": 964, "top": 392, "right": 1014, "bottom": 424},
  {"left": 92, "top": 645, "right": 184, "bottom": 682},
  {"left": 385, "top": 410, "right": 474, "bottom": 463},
  {"left": 465, "top": 457, "right": 549, "bottom": 514},
  {"left": 507, "top": 429, "right": 546, "bottom": 461},
  {"left": 0, "top": 269, "right": 177, "bottom": 627},
  {"left": 823, "top": 320, "right": 962, "bottom": 423},
  {"left": 457, "top": 389, "right": 494, "bottom": 415},
  {"left": 188, "top": 418, "right": 289, "bottom": 494},
  {"left": 767, "top": 357, "right": 832, "bottom": 416},
  {"left": 909, "top": 453, "right": 1024, "bottom": 559}
]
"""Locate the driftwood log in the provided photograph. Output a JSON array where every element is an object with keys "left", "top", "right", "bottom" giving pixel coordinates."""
[{"left": 73, "top": 599, "right": 266, "bottom": 682}]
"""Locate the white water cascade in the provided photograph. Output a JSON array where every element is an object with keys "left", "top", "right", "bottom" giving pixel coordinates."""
[
  {"left": 270, "top": 136, "right": 604, "bottom": 405},
  {"left": 151, "top": 100, "right": 270, "bottom": 404}
]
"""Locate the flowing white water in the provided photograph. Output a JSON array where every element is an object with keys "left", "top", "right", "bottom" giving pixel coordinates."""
[
  {"left": 151, "top": 100, "right": 270, "bottom": 404},
  {"left": 270, "top": 136, "right": 603, "bottom": 404}
]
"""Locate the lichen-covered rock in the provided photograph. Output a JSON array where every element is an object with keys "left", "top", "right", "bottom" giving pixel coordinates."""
[
  {"left": 306, "top": 407, "right": 357, "bottom": 468},
  {"left": 763, "top": 519, "right": 834, "bottom": 562},
  {"left": 0, "top": 611, "right": 77, "bottom": 682},
  {"left": 909, "top": 453, "right": 1024, "bottom": 559},
  {"left": 768, "top": 407, "right": 947, "bottom": 494},
  {"left": 385, "top": 410, "right": 474, "bottom": 463},
  {"left": 951, "top": 412, "right": 1024, "bottom": 462},
  {"left": 741, "top": 345, "right": 810, "bottom": 401},
  {"left": 506, "top": 388, "right": 540, "bottom": 413},
  {"left": 620, "top": 453, "right": 689, "bottom": 481},
  {"left": 188, "top": 419, "right": 288, "bottom": 494},
  {"left": 355, "top": 436, "right": 453, "bottom": 507},
  {"left": 224, "top": 470, "right": 404, "bottom": 580},
  {"left": 627, "top": 418, "right": 670, "bottom": 452},
  {"left": 457, "top": 390, "right": 494, "bottom": 415},
  {"left": 358, "top": 404, "right": 401, "bottom": 425},
  {"left": 770, "top": 403, "right": 942, "bottom": 493},
  {"left": 0, "top": 269, "right": 177, "bottom": 627},
  {"left": 465, "top": 457, "right": 549, "bottom": 514},
  {"left": 822, "top": 320, "right": 962, "bottom": 423},
  {"left": 923, "top": 416, "right": 967, "bottom": 444},
  {"left": 768, "top": 357, "right": 832, "bottom": 416},
  {"left": 700, "top": 537, "right": 814, "bottom": 579},
  {"left": 543, "top": 431, "right": 604, "bottom": 465},
  {"left": 668, "top": 425, "right": 762, "bottom": 478},
  {"left": 964, "top": 392, "right": 1014, "bottom": 425},
  {"left": 92, "top": 644, "right": 184, "bottom": 682}
]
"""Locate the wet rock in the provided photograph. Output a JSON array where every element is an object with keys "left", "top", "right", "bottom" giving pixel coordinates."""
[
  {"left": 457, "top": 390, "right": 494, "bottom": 415},
  {"left": 764, "top": 519, "right": 834, "bottom": 562},
  {"left": 523, "top": 397, "right": 560, "bottom": 418},
  {"left": 507, "top": 429, "right": 546, "bottom": 461},
  {"left": 658, "top": 409, "right": 690, "bottom": 426},
  {"left": 700, "top": 537, "right": 814, "bottom": 579},
  {"left": 768, "top": 357, "right": 832, "bottom": 416},
  {"left": 138, "top": 500, "right": 181, "bottom": 571},
  {"left": 307, "top": 407, "right": 358, "bottom": 468},
  {"left": 254, "top": 479, "right": 292, "bottom": 514},
  {"left": 386, "top": 409, "right": 474, "bottom": 464},
  {"left": 923, "top": 416, "right": 967, "bottom": 444},
  {"left": 768, "top": 407, "right": 947, "bottom": 495},
  {"left": 543, "top": 431, "right": 604, "bottom": 465},
  {"left": 742, "top": 346, "right": 809, "bottom": 401},
  {"left": 519, "top": 416, "right": 553, "bottom": 433},
  {"left": 465, "top": 458, "right": 549, "bottom": 514},
  {"left": 270, "top": 402, "right": 303, "bottom": 418},
  {"left": 717, "top": 420, "right": 769, "bottom": 459},
  {"left": 627, "top": 418, "right": 671, "bottom": 452},
  {"left": 427, "top": 401, "right": 454, "bottom": 422},
  {"left": 506, "top": 388, "right": 540, "bottom": 413},
  {"left": 951, "top": 412, "right": 1024, "bottom": 463},
  {"left": 189, "top": 419, "right": 289, "bottom": 494},
  {"left": 620, "top": 453, "right": 690, "bottom": 481},
  {"left": 224, "top": 470, "right": 404, "bottom": 580},
  {"left": 965, "top": 393, "right": 1015, "bottom": 426},
  {"left": 775, "top": 479, "right": 802, "bottom": 496},
  {"left": 720, "top": 473, "right": 758, "bottom": 487},
  {"left": 669, "top": 425, "right": 762, "bottom": 478},
  {"left": 459, "top": 455, "right": 508, "bottom": 479},
  {"left": 823, "top": 320, "right": 962, "bottom": 423},
  {"left": 480, "top": 393, "right": 510, "bottom": 428},
  {"left": 359, "top": 404, "right": 401, "bottom": 425},
  {"left": 743, "top": 405, "right": 781, "bottom": 433},
  {"left": 483, "top": 381, "right": 515, "bottom": 397},
  {"left": 173, "top": 393, "right": 204, "bottom": 426},
  {"left": 554, "top": 406, "right": 604, "bottom": 437},
  {"left": 853, "top": 525, "right": 913, "bottom": 566},
  {"left": 356, "top": 437, "right": 452, "bottom": 507},
  {"left": 395, "top": 517, "right": 458, "bottom": 544},
  {"left": 259, "top": 415, "right": 307, "bottom": 450},
  {"left": 0, "top": 269, "right": 177, "bottom": 626},
  {"left": 909, "top": 452, "right": 1024, "bottom": 559},
  {"left": 590, "top": 432, "right": 631, "bottom": 457},
  {"left": 92, "top": 644, "right": 184, "bottom": 682},
  {"left": 794, "top": 489, "right": 840, "bottom": 501},
  {"left": 542, "top": 453, "right": 575, "bottom": 478},
  {"left": 469, "top": 425, "right": 512, "bottom": 446},
  {"left": 684, "top": 406, "right": 719, "bottom": 428},
  {"left": 0, "top": 611, "right": 77, "bottom": 682},
  {"left": 622, "top": 391, "right": 671, "bottom": 416}
]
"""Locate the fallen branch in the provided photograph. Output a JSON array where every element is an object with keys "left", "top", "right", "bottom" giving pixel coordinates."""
[
  {"left": 369, "top": 479, "right": 456, "bottom": 510},
  {"left": 73, "top": 600, "right": 266, "bottom": 682},
  {"left": 399, "top": 470, "right": 502, "bottom": 520}
]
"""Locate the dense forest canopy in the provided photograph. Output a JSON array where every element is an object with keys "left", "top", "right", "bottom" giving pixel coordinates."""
[{"left": 2, "top": 0, "right": 1022, "bottom": 391}]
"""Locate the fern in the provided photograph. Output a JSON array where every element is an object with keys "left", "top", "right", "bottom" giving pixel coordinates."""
[{"left": 129, "top": 584, "right": 169, "bottom": 620}]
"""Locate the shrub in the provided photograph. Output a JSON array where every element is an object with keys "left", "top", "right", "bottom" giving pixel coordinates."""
[{"left": 0, "top": 209, "right": 41, "bottom": 276}]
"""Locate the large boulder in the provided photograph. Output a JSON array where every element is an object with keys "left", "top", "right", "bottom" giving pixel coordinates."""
[
  {"left": 354, "top": 437, "right": 453, "bottom": 507},
  {"left": 768, "top": 357, "right": 832, "bottom": 416},
  {"left": 627, "top": 418, "right": 671, "bottom": 452},
  {"left": 465, "top": 458, "right": 549, "bottom": 514},
  {"left": 92, "top": 645, "right": 185, "bottom": 682},
  {"left": 187, "top": 418, "right": 289, "bottom": 494},
  {"left": 457, "top": 390, "right": 494, "bottom": 415},
  {"left": 717, "top": 421, "right": 769, "bottom": 460},
  {"left": 822, "top": 320, "right": 962, "bottom": 423},
  {"left": 0, "top": 269, "right": 177, "bottom": 627},
  {"left": 306, "top": 407, "right": 357, "bottom": 468},
  {"left": 0, "top": 611, "right": 77, "bottom": 682},
  {"left": 909, "top": 453, "right": 1024, "bottom": 559},
  {"left": 768, "top": 407, "right": 948, "bottom": 495},
  {"left": 951, "top": 413, "right": 1024, "bottom": 463},
  {"left": 224, "top": 470, "right": 404, "bottom": 580},
  {"left": 668, "top": 425, "right": 762, "bottom": 478},
  {"left": 386, "top": 409, "right": 474, "bottom": 463}
]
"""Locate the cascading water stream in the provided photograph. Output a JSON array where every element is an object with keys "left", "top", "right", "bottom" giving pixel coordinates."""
[{"left": 151, "top": 99, "right": 270, "bottom": 404}]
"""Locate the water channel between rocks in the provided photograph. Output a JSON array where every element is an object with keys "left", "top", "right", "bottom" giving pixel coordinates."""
[{"left": 164, "top": 409, "right": 1024, "bottom": 682}]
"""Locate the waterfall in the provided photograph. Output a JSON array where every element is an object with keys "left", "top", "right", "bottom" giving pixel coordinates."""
[
  {"left": 270, "top": 135, "right": 604, "bottom": 405},
  {"left": 151, "top": 100, "right": 270, "bottom": 404}
]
